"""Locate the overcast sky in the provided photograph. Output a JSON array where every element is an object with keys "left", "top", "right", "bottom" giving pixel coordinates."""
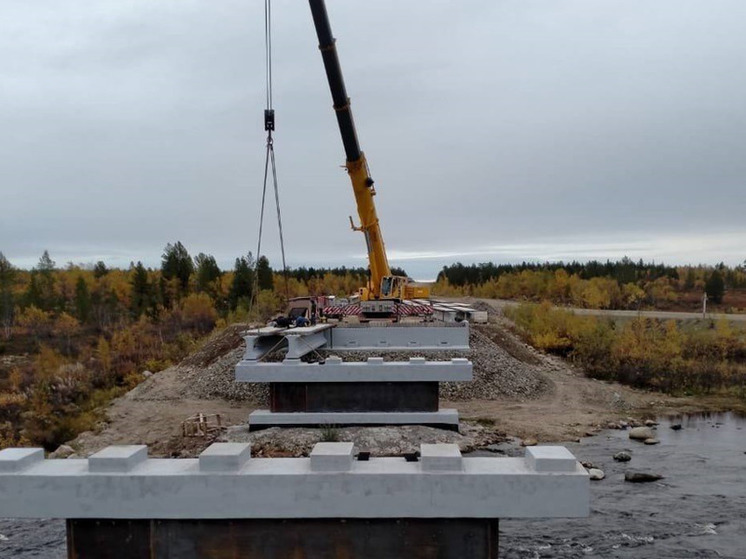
[{"left": 1, "top": 0, "right": 744, "bottom": 279}]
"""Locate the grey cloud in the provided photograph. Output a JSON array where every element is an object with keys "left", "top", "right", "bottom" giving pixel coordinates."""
[{"left": 1, "top": 0, "right": 744, "bottom": 277}]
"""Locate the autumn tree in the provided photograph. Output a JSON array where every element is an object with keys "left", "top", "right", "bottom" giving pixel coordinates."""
[
  {"left": 54, "top": 312, "right": 80, "bottom": 355},
  {"left": 256, "top": 256, "right": 273, "bottom": 291},
  {"left": 181, "top": 293, "right": 218, "bottom": 334},
  {"left": 16, "top": 306, "right": 52, "bottom": 343}
]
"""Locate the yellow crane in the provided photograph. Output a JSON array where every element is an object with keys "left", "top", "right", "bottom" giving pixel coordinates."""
[{"left": 309, "top": 0, "right": 430, "bottom": 316}]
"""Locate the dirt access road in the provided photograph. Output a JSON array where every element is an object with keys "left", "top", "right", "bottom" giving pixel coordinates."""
[{"left": 473, "top": 297, "right": 746, "bottom": 322}]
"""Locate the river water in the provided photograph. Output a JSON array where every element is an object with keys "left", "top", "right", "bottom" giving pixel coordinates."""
[
  {"left": 497, "top": 412, "right": 746, "bottom": 558},
  {"left": 0, "top": 413, "right": 744, "bottom": 558}
]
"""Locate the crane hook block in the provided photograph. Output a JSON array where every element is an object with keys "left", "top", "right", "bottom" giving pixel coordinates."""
[{"left": 264, "top": 109, "right": 275, "bottom": 131}]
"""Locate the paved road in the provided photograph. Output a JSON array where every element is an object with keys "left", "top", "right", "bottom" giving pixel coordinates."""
[{"left": 476, "top": 298, "right": 746, "bottom": 322}]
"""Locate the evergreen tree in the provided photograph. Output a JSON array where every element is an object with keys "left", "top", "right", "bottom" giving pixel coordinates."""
[
  {"left": 229, "top": 253, "right": 255, "bottom": 310},
  {"left": 33, "top": 250, "right": 57, "bottom": 311},
  {"left": 37, "top": 250, "right": 55, "bottom": 274},
  {"left": 74, "top": 276, "right": 92, "bottom": 323},
  {"left": 161, "top": 242, "right": 194, "bottom": 297},
  {"left": 705, "top": 270, "right": 725, "bottom": 304},
  {"left": 93, "top": 261, "right": 109, "bottom": 278},
  {"left": 130, "top": 262, "right": 151, "bottom": 317},
  {"left": 0, "top": 252, "right": 15, "bottom": 337},
  {"left": 256, "top": 256, "right": 274, "bottom": 291},
  {"left": 194, "top": 253, "right": 222, "bottom": 294},
  {"left": 24, "top": 273, "right": 43, "bottom": 309}
]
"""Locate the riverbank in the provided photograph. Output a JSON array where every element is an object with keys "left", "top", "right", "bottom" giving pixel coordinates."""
[{"left": 58, "top": 307, "right": 744, "bottom": 459}]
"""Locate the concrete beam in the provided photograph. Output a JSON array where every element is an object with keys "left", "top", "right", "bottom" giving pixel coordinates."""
[
  {"left": 248, "top": 409, "right": 461, "bottom": 429},
  {"left": 330, "top": 325, "right": 469, "bottom": 351},
  {"left": 236, "top": 358, "right": 472, "bottom": 383},
  {"left": 0, "top": 443, "right": 589, "bottom": 520}
]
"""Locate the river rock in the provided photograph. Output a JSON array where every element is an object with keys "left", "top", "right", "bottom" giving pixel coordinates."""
[
  {"left": 49, "top": 444, "right": 75, "bottom": 459},
  {"left": 629, "top": 426, "right": 655, "bottom": 440},
  {"left": 644, "top": 419, "right": 658, "bottom": 427},
  {"left": 670, "top": 424, "right": 682, "bottom": 431},
  {"left": 625, "top": 472, "right": 664, "bottom": 483},
  {"left": 613, "top": 451, "right": 632, "bottom": 462},
  {"left": 644, "top": 438, "right": 660, "bottom": 445},
  {"left": 588, "top": 468, "right": 605, "bottom": 480},
  {"left": 521, "top": 438, "right": 538, "bottom": 447}
]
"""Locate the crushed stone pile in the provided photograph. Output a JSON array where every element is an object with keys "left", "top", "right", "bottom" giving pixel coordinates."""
[
  {"left": 168, "top": 322, "right": 550, "bottom": 404},
  {"left": 222, "top": 423, "right": 506, "bottom": 457}
]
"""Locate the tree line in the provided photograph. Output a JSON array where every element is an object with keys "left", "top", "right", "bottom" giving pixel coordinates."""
[{"left": 434, "top": 258, "right": 746, "bottom": 310}]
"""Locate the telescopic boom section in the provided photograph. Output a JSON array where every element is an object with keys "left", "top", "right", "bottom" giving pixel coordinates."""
[{"left": 309, "top": 0, "right": 391, "bottom": 299}]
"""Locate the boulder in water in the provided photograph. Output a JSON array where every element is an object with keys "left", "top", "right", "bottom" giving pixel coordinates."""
[
  {"left": 644, "top": 438, "right": 660, "bottom": 445},
  {"left": 613, "top": 451, "right": 632, "bottom": 462},
  {"left": 625, "top": 471, "right": 663, "bottom": 483},
  {"left": 588, "top": 468, "right": 605, "bottom": 480},
  {"left": 670, "top": 424, "right": 682, "bottom": 431},
  {"left": 629, "top": 426, "right": 655, "bottom": 440}
]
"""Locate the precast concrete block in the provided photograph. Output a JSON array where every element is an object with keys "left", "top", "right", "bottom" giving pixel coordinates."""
[
  {"left": 420, "top": 444, "right": 463, "bottom": 472},
  {"left": 89, "top": 445, "right": 148, "bottom": 473},
  {"left": 0, "top": 448, "right": 44, "bottom": 473},
  {"left": 199, "top": 443, "right": 251, "bottom": 472},
  {"left": 525, "top": 446, "right": 579, "bottom": 473},
  {"left": 310, "top": 442, "right": 355, "bottom": 472}
]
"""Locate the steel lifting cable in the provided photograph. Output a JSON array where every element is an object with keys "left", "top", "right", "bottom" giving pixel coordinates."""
[{"left": 253, "top": 0, "right": 290, "bottom": 312}]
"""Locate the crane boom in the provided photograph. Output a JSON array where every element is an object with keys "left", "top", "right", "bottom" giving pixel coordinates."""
[{"left": 308, "top": 0, "right": 391, "bottom": 300}]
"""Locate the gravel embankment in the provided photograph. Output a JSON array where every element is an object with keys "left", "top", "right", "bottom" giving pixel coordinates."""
[{"left": 163, "top": 322, "right": 550, "bottom": 404}]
